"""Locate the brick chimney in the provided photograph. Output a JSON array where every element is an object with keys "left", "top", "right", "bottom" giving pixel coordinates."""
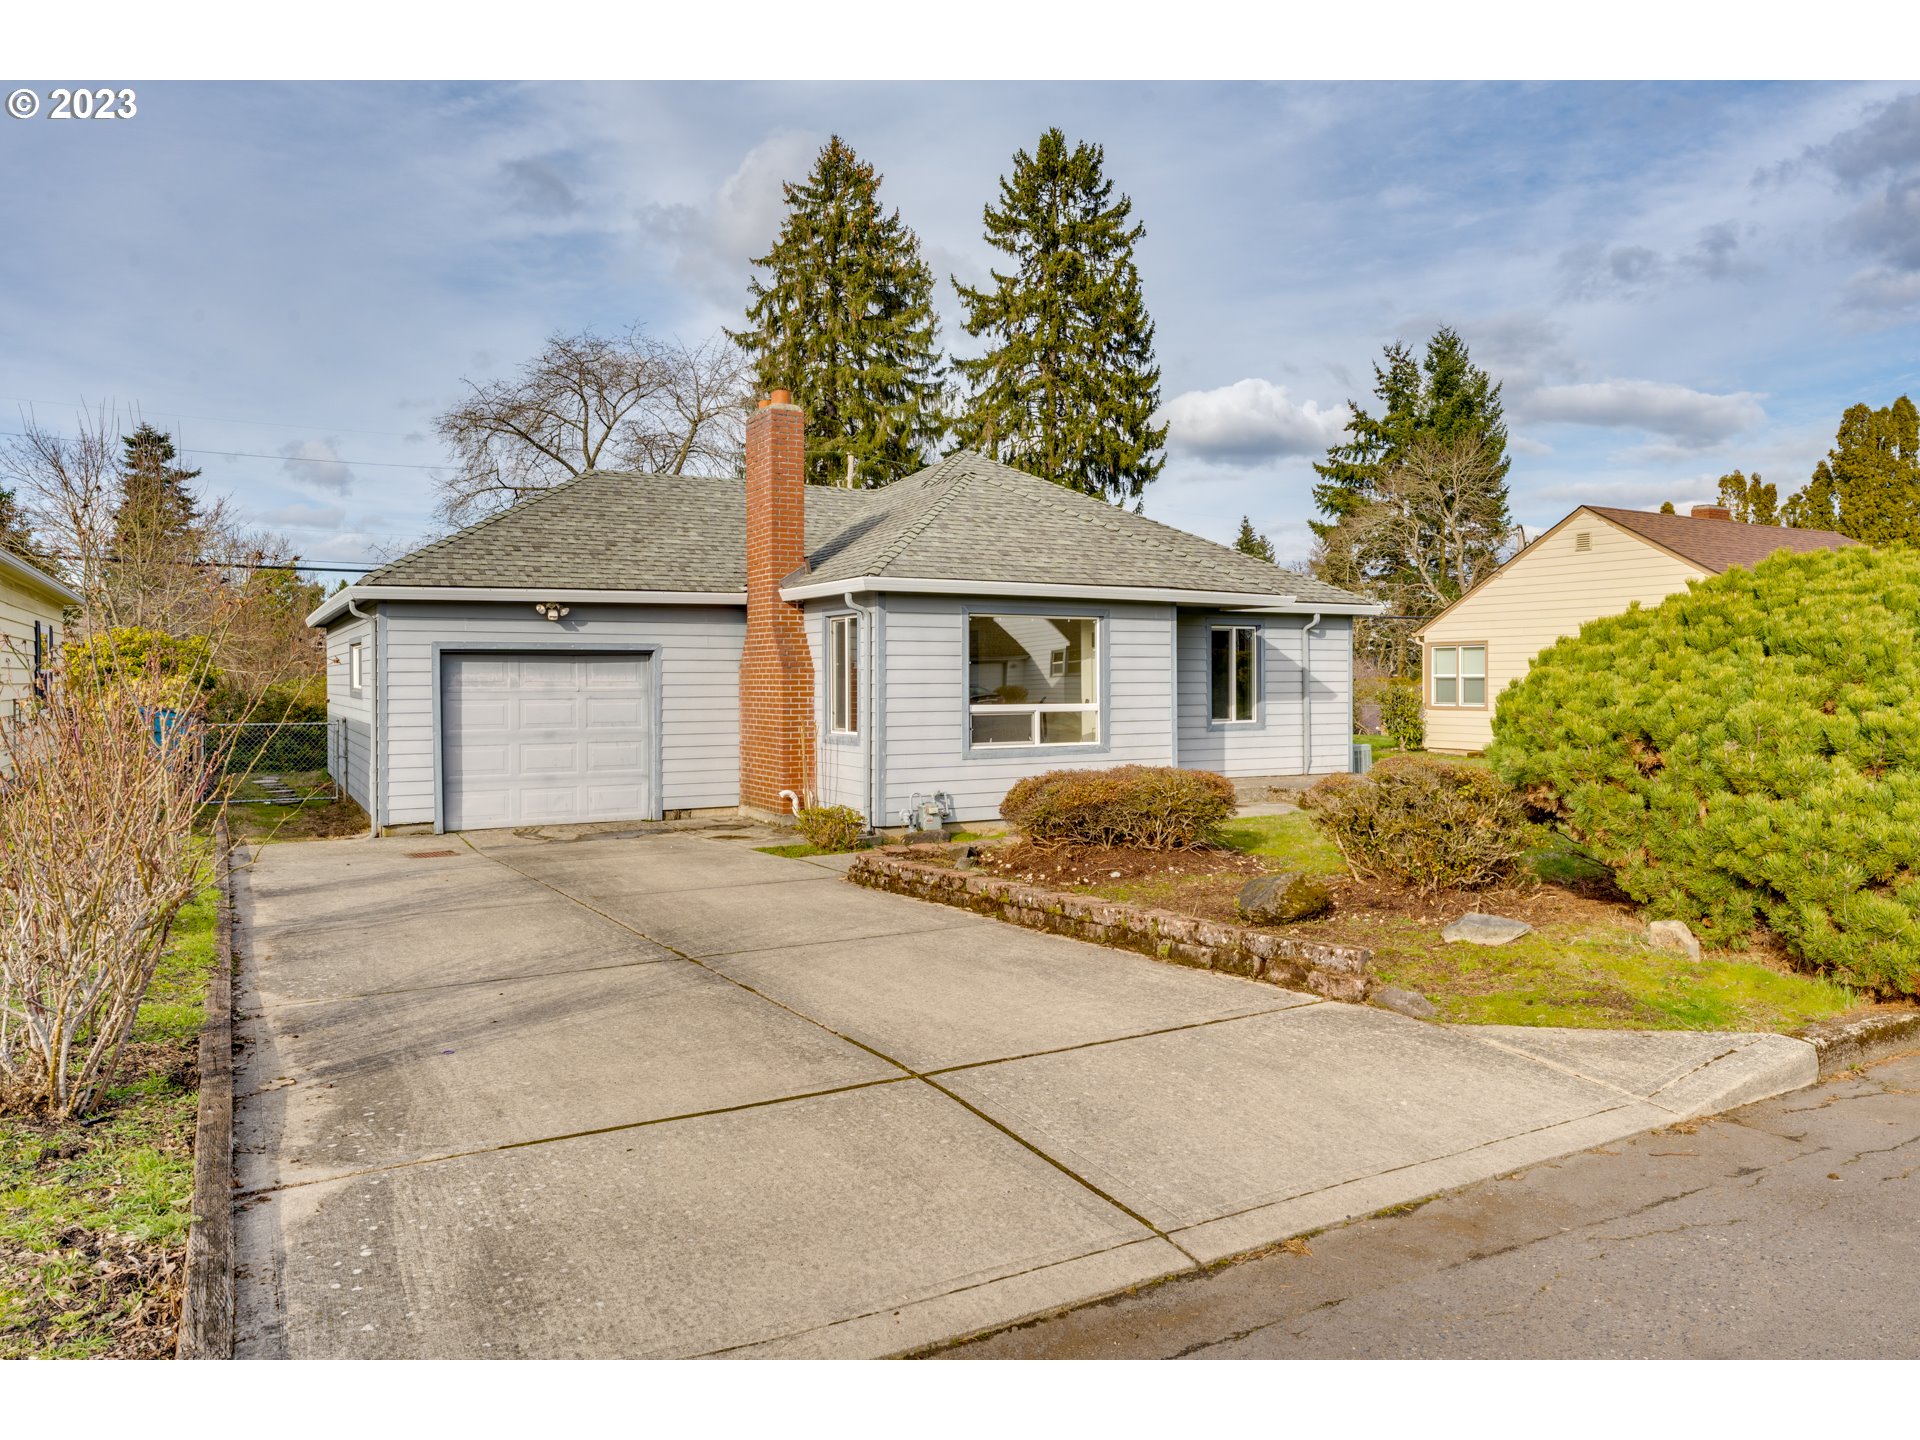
[
  {"left": 739, "top": 390, "right": 815, "bottom": 818},
  {"left": 1691, "top": 504, "right": 1735, "bottom": 521}
]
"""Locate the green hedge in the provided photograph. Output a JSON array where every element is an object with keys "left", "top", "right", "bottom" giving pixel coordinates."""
[
  {"left": 1488, "top": 544, "right": 1920, "bottom": 996},
  {"left": 1001, "top": 765, "right": 1235, "bottom": 848}
]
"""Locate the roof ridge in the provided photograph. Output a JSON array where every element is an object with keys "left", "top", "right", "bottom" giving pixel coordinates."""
[{"left": 859, "top": 455, "right": 979, "bottom": 575}]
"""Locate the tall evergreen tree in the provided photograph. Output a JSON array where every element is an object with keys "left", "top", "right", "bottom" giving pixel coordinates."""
[
  {"left": 731, "top": 136, "right": 945, "bottom": 488},
  {"left": 1311, "top": 327, "right": 1510, "bottom": 539},
  {"left": 1780, "top": 395, "right": 1920, "bottom": 542},
  {"left": 1233, "top": 515, "right": 1276, "bottom": 562},
  {"left": 951, "top": 128, "right": 1166, "bottom": 504},
  {"left": 1715, "top": 470, "right": 1779, "bottom": 526},
  {"left": 114, "top": 422, "right": 201, "bottom": 550},
  {"left": 0, "top": 484, "right": 46, "bottom": 566}
]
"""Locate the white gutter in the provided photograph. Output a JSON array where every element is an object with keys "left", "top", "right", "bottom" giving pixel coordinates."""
[
  {"left": 0, "top": 549, "right": 83, "bottom": 608},
  {"left": 1227, "top": 602, "right": 1384, "bottom": 617},
  {"left": 781, "top": 575, "right": 1302, "bottom": 608},
  {"left": 1300, "top": 613, "right": 1322, "bottom": 773},
  {"left": 307, "top": 584, "right": 746, "bottom": 629}
]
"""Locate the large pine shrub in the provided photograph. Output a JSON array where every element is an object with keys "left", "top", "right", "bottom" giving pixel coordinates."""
[{"left": 1488, "top": 545, "right": 1920, "bottom": 996}]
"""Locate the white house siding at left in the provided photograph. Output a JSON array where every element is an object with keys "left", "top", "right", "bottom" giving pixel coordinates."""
[
  {"left": 374, "top": 601, "right": 745, "bottom": 828},
  {"left": 1174, "top": 612, "right": 1354, "bottom": 777},
  {"left": 324, "top": 612, "right": 374, "bottom": 811},
  {"left": 878, "top": 595, "right": 1177, "bottom": 824}
]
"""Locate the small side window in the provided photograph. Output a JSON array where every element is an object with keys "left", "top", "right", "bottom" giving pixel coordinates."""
[
  {"left": 349, "top": 641, "right": 365, "bottom": 696},
  {"left": 829, "top": 615, "right": 858, "bottom": 736},
  {"left": 1209, "top": 625, "right": 1258, "bottom": 723}
]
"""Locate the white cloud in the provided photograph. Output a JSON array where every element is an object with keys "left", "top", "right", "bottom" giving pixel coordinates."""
[
  {"left": 638, "top": 131, "right": 821, "bottom": 302},
  {"left": 258, "top": 502, "right": 347, "bottom": 531},
  {"left": 278, "top": 438, "right": 356, "bottom": 494},
  {"left": 1517, "top": 379, "right": 1765, "bottom": 448},
  {"left": 1160, "top": 379, "right": 1350, "bottom": 464},
  {"left": 1508, "top": 435, "right": 1553, "bottom": 457}
]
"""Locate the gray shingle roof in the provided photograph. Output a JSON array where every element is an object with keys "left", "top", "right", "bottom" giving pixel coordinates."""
[{"left": 364, "top": 451, "right": 1366, "bottom": 605}]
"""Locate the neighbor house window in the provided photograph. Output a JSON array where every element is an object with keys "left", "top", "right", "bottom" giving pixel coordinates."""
[
  {"left": 1429, "top": 644, "right": 1486, "bottom": 707},
  {"left": 829, "top": 614, "right": 858, "bottom": 735},
  {"left": 349, "top": 641, "right": 365, "bottom": 696},
  {"left": 967, "top": 614, "right": 1099, "bottom": 747},
  {"left": 1209, "top": 625, "right": 1258, "bottom": 723}
]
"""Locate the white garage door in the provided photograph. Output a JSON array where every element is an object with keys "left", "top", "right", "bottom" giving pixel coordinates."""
[{"left": 442, "top": 652, "right": 655, "bottom": 831}]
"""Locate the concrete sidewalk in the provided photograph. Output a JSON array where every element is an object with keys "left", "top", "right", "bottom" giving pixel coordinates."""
[{"left": 231, "top": 827, "right": 1814, "bottom": 1359}]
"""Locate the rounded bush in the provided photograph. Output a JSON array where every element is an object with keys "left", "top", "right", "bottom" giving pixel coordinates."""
[
  {"left": 1301, "top": 754, "right": 1529, "bottom": 894},
  {"left": 795, "top": 804, "right": 865, "bottom": 852},
  {"left": 1487, "top": 545, "right": 1920, "bottom": 996},
  {"left": 1376, "top": 679, "right": 1425, "bottom": 751},
  {"left": 1000, "top": 765, "right": 1235, "bottom": 849}
]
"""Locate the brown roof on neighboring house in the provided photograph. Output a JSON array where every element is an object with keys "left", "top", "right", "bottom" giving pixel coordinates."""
[{"left": 1585, "top": 506, "right": 1857, "bottom": 573}]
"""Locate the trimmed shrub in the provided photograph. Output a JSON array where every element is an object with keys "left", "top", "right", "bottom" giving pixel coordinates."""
[
  {"left": 1377, "top": 678, "right": 1425, "bottom": 751},
  {"left": 1301, "top": 754, "right": 1529, "bottom": 894},
  {"left": 1000, "top": 765, "right": 1236, "bottom": 849},
  {"left": 1487, "top": 545, "right": 1920, "bottom": 997},
  {"left": 795, "top": 804, "right": 865, "bottom": 852}
]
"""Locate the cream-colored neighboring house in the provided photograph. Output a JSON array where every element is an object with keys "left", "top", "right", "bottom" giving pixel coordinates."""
[
  {"left": 1, "top": 548, "right": 80, "bottom": 720},
  {"left": 1414, "top": 503, "right": 1855, "bottom": 754}
]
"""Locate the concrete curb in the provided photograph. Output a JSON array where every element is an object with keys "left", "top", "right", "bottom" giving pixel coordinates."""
[
  {"left": 1797, "top": 1009, "right": 1920, "bottom": 1077},
  {"left": 176, "top": 819, "right": 235, "bottom": 1361},
  {"left": 847, "top": 849, "right": 1372, "bottom": 1002}
]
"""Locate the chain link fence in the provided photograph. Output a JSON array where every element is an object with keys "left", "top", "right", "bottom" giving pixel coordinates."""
[{"left": 204, "top": 720, "right": 343, "bottom": 804}]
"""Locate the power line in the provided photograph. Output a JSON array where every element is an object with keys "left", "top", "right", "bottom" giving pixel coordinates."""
[
  {"left": 37, "top": 552, "right": 377, "bottom": 573},
  {"left": 0, "top": 431, "right": 444, "bottom": 472},
  {"left": 1, "top": 395, "right": 427, "bottom": 442}
]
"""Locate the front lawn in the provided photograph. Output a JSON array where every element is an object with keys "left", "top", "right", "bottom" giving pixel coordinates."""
[
  {"left": 219, "top": 794, "right": 369, "bottom": 845},
  {"left": 0, "top": 859, "right": 218, "bottom": 1359},
  {"left": 972, "top": 812, "right": 1858, "bottom": 1035}
]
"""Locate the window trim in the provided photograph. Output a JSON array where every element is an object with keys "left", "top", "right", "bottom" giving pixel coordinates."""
[
  {"left": 1426, "top": 642, "right": 1488, "bottom": 710},
  {"left": 349, "top": 640, "right": 365, "bottom": 697},
  {"left": 828, "top": 612, "right": 859, "bottom": 737},
  {"left": 961, "top": 606, "right": 1109, "bottom": 756},
  {"left": 1207, "top": 623, "right": 1261, "bottom": 725}
]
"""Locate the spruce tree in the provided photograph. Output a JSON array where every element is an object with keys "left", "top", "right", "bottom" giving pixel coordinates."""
[
  {"left": 731, "top": 136, "right": 945, "bottom": 488},
  {"left": 951, "top": 128, "right": 1166, "bottom": 504},
  {"left": 1, "top": 485, "right": 45, "bottom": 566},
  {"left": 115, "top": 422, "right": 202, "bottom": 549},
  {"left": 1233, "top": 516, "right": 1276, "bottom": 562},
  {"left": 1780, "top": 396, "right": 1920, "bottom": 541},
  {"left": 1312, "top": 327, "right": 1509, "bottom": 539}
]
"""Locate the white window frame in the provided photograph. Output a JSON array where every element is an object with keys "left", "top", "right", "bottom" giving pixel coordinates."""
[
  {"left": 1209, "top": 624, "right": 1259, "bottom": 724},
  {"left": 349, "top": 641, "right": 365, "bottom": 697},
  {"left": 829, "top": 613, "right": 858, "bottom": 736},
  {"left": 1428, "top": 643, "right": 1487, "bottom": 708},
  {"left": 966, "top": 613, "right": 1101, "bottom": 749}
]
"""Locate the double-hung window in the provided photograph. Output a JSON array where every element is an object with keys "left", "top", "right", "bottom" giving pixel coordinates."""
[
  {"left": 1428, "top": 644, "right": 1486, "bottom": 707},
  {"left": 1209, "top": 625, "right": 1258, "bottom": 723},
  {"left": 967, "top": 614, "right": 1099, "bottom": 747},
  {"left": 829, "top": 614, "right": 858, "bottom": 735}
]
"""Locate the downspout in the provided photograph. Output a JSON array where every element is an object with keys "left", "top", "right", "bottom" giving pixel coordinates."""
[
  {"left": 1300, "top": 612, "right": 1321, "bottom": 775},
  {"left": 844, "top": 590, "right": 880, "bottom": 831},
  {"left": 346, "top": 597, "right": 379, "bottom": 838}
]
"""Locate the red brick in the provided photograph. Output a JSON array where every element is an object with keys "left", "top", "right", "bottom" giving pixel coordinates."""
[{"left": 739, "top": 397, "right": 816, "bottom": 813}]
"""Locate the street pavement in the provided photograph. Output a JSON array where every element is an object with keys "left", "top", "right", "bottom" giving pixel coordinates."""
[{"left": 942, "top": 1050, "right": 1920, "bottom": 1358}]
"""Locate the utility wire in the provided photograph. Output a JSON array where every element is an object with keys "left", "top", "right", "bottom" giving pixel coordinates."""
[
  {"left": 0, "top": 431, "right": 443, "bottom": 471},
  {"left": 35, "top": 552, "right": 377, "bottom": 573}
]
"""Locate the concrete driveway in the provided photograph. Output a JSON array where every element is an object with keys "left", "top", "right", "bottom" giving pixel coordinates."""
[{"left": 231, "top": 826, "right": 1813, "bottom": 1359}]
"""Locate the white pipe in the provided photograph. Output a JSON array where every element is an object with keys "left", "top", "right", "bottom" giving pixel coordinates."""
[
  {"left": 1300, "top": 613, "right": 1321, "bottom": 775},
  {"left": 346, "top": 597, "right": 380, "bottom": 838},
  {"left": 778, "top": 788, "right": 802, "bottom": 817}
]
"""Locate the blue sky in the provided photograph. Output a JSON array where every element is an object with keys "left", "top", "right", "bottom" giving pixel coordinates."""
[{"left": 2, "top": 79, "right": 1917, "bottom": 573}]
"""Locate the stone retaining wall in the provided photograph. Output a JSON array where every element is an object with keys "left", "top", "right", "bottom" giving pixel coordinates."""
[{"left": 848, "top": 849, "right": 1371, "bottom": 1002}]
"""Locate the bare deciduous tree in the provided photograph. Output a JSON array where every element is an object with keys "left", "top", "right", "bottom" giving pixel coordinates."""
[
  {"left": 0, "top": 667, "right": 216, "bottom": 1117},
  {"left": 433, "top": 326, "right": 753, "bottom": 525},
  {"left": 1312, "top": 433, "right": 1518, "bottom": 676}
]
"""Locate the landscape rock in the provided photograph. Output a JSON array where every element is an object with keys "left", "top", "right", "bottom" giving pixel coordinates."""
[
  {"left": 1236, "top": 872, "right": 1333, "bottom": 924},
  {"left": 1441, "top": 912, "right": 1533, "bottom": 946},
  {"left": 1646, "top": 919, "right": 1702, "bottom": 962},
  {"left": 1373, "top": 986, "right": 1438, "bottom": 1020}
]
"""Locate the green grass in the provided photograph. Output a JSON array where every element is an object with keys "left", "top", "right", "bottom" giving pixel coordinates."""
[
  {"left": 756, "top": 841, "right": 829, "bottom": 858},
  {"left": 1353, "top": 733, "right": 1400, "bottom": 755},
  {"left": 1216, "top": 812, "right": 1347, "bottom": 875},
  {"left": 0, "top": 856, "right": 218, "bottom": 1358}
]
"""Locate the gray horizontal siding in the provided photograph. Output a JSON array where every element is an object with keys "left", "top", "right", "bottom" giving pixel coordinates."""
[
  {"left": 879, "top": 595, "right": 1176, "bottom": 824},
  {"left": 377, "top": 601, "right": 745, "bottom": 827},
  {"left": 324, "top": 615, "right": 373, "bottom": 811},
  {"left": 1175, "top": 612, "right": 1353, "bottom": 778}
]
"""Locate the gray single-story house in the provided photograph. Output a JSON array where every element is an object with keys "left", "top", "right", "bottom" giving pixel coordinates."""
[{"left": 307, "top": 394, "right": 1377, "bottom": 833}]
